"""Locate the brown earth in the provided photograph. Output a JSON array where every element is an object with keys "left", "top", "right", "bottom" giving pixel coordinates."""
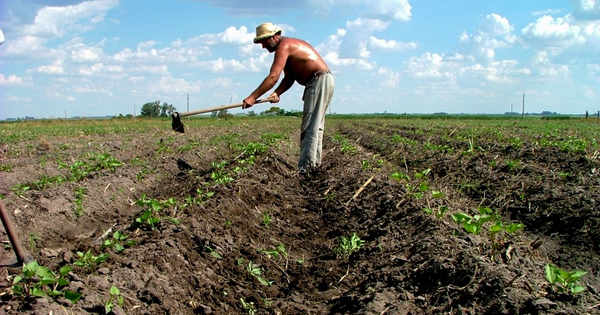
[{"left": 0, "top": 117, "right": 599, "bottom": 315}]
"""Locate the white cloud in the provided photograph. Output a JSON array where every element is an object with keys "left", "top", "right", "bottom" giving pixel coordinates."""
[
  {"left": 405, "top": 52, "right": 454, "bottom": 80},
  {"left": 78, "top": 63, "right": 123, "bottom": 76},
  {"left": 364, "top": 0, "right": 412, "bottom": 21},
  {"left": 374, "top": 67, "right": 400, "bottom": 87},
  {"left": 196, "top": 26, "right": 254, "bottom": 45},
  {"left": 521, "top": 15, "right": 584, "bottom": 49},
  {"left": 4, "top": 95, "right": 33, "bottom": 102},
  {"left": 340, "top": 18, "right": 391, "bottom": 59},
  {"left": 572, "top": 0, "right": 600, "bottom": 19},
  {"left": 457, "top": 14, "right": 516, "bottom": 63},
  {"left": 28, "top": 58, "right": 65, "bottom": 74},
  {"left": 74, "top": 85, "right": 113, "bottom": 96},
  {"left": 21, "top": 0, "right": 119, "bottom": 38},
  {"left": 147, "top": 75, "right": 203, "bottom": 94},
  {"left": 0, "top": 74, "right": 33, "bottom": 86},
  {"left": 368, "top": 36, "right": 417, "bottom": 51}
]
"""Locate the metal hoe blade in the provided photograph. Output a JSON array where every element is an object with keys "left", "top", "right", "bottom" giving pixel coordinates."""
[{"left": 172, "top": 112, "right": 185, "bottom": 133}]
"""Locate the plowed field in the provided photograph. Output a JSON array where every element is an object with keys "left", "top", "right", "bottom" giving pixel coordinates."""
[{"left": 1, "top": 116, "right": 599, "bottom": 314}]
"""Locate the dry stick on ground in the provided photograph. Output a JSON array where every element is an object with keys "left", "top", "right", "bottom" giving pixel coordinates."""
[
  {"left": 91, "top": 223, "right": 117, "bottom": 245},
  {"left": 346, "top": 176, "right": 374, "bottom": 206},
  {"left": 338, "top": 265, "right": 350, "bottom": 284}
]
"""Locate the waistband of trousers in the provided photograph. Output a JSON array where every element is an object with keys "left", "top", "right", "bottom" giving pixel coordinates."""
[{"left": 312, "top": 70, "right": 331, "bottom": 77}]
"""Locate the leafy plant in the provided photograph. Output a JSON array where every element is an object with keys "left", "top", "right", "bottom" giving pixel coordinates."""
[
  {"left": 74, "top": 249, "right": 109, "bottom": 273},
  {"left": 452, "top": 207, "right": 525, "bottom": 259},
  {"left": 134, "top": 194, "right": 178, "bottom": 230},
  {"left": 262, "top": 211, "right": 272, "bottom": 228},
  {"left": 505, "top": 159, "right": 520, "bottom": 172},
  {"left": 451, "top": 207, "right": 499, "bottom": 235},
  {"left": 237, "top": 141, "right": 269, "bottom": 165},
  {"left": 334, "top": 233, "right": 365, "bottom": 259},
  {"left": 12, "top": 261, "right": 81, "bottom": 303},
  {"left": 545, "top": 263, "right": 587, "bottom": 294},
  {"left": 211, "top": 161, "right": 234, "bottom": 185},
  {"left": 73, "top": 186, "right": 87, "bottom": 216},
  {"left": 101, "top": 231, "right": 135, "bottom": 253},
  {"left": 246, "top": 261, "right": 272, "bottom": 286},
  {"left": 332, "top": 134, "right": 358, "bottom": 155},
  {"left": 261, "top": 243, "right": 288, "bottom": 260},
  {"left": 423, "top": 205, "right": 449, "bottom": 218},
  {"left": 240, "top": 298, "right": 257, "bottom": 315},
  {"left": 11, "top": 184, "right": 30, "bottom": 197},
  {"left": 204, "top": 246, "right": 222, "bottom": 259},
  {"left": 105, "top": 286, "right": 124, "bottom": 314}
]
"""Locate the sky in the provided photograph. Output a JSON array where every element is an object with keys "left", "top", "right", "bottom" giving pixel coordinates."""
[{"left": 1, "top": 0, "right": 599, "bottom": 119}]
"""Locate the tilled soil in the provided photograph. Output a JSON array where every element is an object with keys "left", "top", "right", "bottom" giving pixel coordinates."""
[{"left": 0, "top": 117, "right": 599, "bottom": 315}]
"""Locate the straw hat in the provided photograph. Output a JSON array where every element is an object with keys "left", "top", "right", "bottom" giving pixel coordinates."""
[{"left": 253, "top": 22, "right": 282, "bottom": 43}]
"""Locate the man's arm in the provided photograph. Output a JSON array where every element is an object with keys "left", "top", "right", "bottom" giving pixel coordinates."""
[
  {"left": 268, "top": 74, "right": 295, "bottom": 103},
  {"left": 243, "top": 42, "right": 289, "bottom": 108}
]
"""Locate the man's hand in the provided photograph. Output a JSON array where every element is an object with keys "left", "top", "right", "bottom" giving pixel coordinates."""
[
  {"left": 268, "top": 92, "right": 280, "bottom": 103},
  {"left": 242, "top": 95, "right": 256, "bottom": 109}
]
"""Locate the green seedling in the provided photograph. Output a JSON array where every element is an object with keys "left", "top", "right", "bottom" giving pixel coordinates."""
[
  {"left": 105, "top": 286, "right": 124, "bottom": 314},
  {"left": 334, "top": 233, "right": 365, "bottom": 259},
  {"left": 11, "top": 184, "right": 30, "bottom": 197},
  {"left": 12, "top": 261, "right": 81, "bottom": 303},
  {"left": 204, "top": 246, "right": 222, "bottom": 259},
  {"left": 237, "top": 141, "right": 269, "bottom": 165},
  {"left": 181, "top": 187, "right": 214, "bottom": 208},
  {"left": 0, "top": 164, "right": 14, "bottom": 172},
  {"left": 505, "top": 159, "right": 520, "bottom": 172},
  {"left": 390, "top": 172, "right": 410, "bottom": 181},
  {"left": 74, "top": 249, "right": 109, "bottom": 273},
  {"left": 134, "top": 194, "right": 178, "bottom": 230},
  {"left": 423, "top": 205, "right": 449, "bottom": 218},
  {"left": 262, "top": 212, "right": 272, "bottom": 228},
  {"left": 246, "top": 261, "right": 272, "bottom": 286},
  {"left": 240, "top": 298, "right": 257, "bottom": 315},
  {"left": 73, "top": 186, "right": 87, "bottom": 216},
  {"left": 545, "top": 263, "right": 587, "bottom": 294},
  {"left": 332, "top": 134, "right": 358, "bottom": 155},
  {"left": 452, "top": 207, "right": 524, "bottom": 259},
  {"left": 211, "top": 161, "right": 234, "bottom": 184},
  {"left": 451, "top": 207, "right": 499, "bottom": 235},
  {"left": 102, "top": 231, "right": 135, "bottom": 253},
  {"left": 489, "top": 220, "right": 525, "bottom": 260},
  {"left": 261, "top": 243, "right": 288, "bottom": 260},
  {"left": 58, "top": 152, "right": 123, "bottom": 182}
]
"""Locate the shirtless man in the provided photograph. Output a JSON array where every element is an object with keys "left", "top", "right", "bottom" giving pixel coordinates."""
[{"left": 243, "top": 22, "right": 335, "bottom": 173}]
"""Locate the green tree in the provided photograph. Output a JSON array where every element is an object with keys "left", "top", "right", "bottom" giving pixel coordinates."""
[
  {"left": 160, "top": 102, "right": 177, "bottom": 117},
  {"left": 140, "top": 101, "right": 177, "bottom": 117},
  {"left": 261, "top": 106, "right": 284, "bottom": 116},
  {"left": 140, "top": 101, "right": 161, "bottom": 117}
]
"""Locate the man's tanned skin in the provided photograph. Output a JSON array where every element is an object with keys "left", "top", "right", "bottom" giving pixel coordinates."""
[{"left": 242, "top": 33, "right": 330, "bottom": 109}]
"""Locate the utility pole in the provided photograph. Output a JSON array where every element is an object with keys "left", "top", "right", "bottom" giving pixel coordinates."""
[
  {"left": 511, "top": 103, "right": 513, "bottom": 115},
  {"left": 521, "top": 92, "right": 525, "bottom": 119},
  {"left": 187, "top": 94, "right": 190, "bottom": 120}
]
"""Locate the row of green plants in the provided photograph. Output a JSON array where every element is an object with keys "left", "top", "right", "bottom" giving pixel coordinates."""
[
  {"left": 10, "top": 228, "right": 132, "bottom": 313},
  {"left": 390, "top": 168, "right": 588, "bottom": 295}
]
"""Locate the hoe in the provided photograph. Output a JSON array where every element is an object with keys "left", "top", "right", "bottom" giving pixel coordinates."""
[
  {"left": 0, "top": 200, "right": 33, "bottom": 266},
  {"left": 171, "top": 98, "right": 273, "bottom": 133}
]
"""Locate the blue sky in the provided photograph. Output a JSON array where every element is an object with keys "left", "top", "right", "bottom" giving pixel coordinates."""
[{"left": 1, "top": 0, "right": 599, "bottom": 119}]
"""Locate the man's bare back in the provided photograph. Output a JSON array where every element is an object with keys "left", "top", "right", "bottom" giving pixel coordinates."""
[
  {"left": 278, "top": 37, "right": 329, "bottom": 85},
  {"left": 243, "top": 33, "right": 329, "bottom": 108}
]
